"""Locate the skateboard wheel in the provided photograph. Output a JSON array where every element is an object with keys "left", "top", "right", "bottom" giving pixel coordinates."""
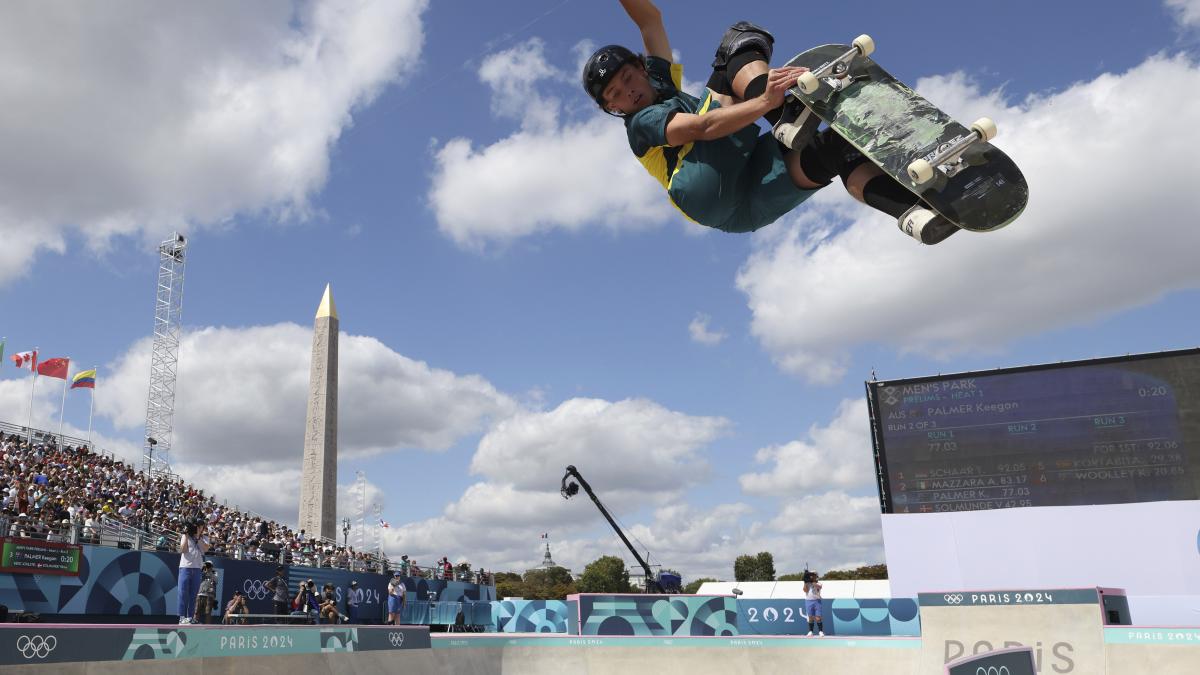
[
  {"left": 853, "top": 34, "right": 875, "bottom": 57},
  {"left": 797, "top": 71, "right": 820, "bottom": 95},
  {"left": 970, "top": 117, "right": 997, "bottom": 142},
  {"left": 907, "top": 158, "right": 935, "bottom": 185}
]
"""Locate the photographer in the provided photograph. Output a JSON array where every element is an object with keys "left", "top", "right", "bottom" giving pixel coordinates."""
[
  {"left": 319, "top": 582, "right": 343, "bottom": 624},
  {"left": 224, "top": 590, "right": 249, "bottom": 625},
  {"left": 177, "top": 520, "right": 209, "bottom": 624},
  {"left": 193, "top": 561, "right": 217, "bottom": 624},
  {"left": 291, "top": 579, "right": 316, "bottom": 623},
  {"left": 803, "top": 570, "right": 824, "bottom": 637}
]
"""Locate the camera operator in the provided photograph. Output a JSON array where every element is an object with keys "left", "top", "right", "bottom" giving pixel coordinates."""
[
  {"left": 319, "top": 582, "right": 344, "bottom": 624},
  {"left": 224, "top": 590, "right": 249, "bottom": 625},
  {"left": 177, "top": 520, "right": 209, "bottom": 624},
  {"left": 292, "top": 579, "right": 318, "bottom": 623},
  {"left": 193, "top": 561, "right": 217, "bottom": 624},
  {"left": 803, "top": 570, "right": 824, "bottom": 637}
]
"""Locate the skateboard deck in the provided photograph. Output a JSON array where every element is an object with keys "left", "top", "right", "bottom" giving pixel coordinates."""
[{"left": 784, "top": 43, "right": 1028, "bottom": 232}]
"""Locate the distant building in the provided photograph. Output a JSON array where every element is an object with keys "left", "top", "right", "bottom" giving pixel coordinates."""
[{"left": 526, "top": 541, "right": 572, "bottom": 576}]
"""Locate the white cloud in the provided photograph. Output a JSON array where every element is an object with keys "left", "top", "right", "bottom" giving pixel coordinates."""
[
  {"left": 769, "top": 491, "right": 882, "bottom": 536},
  {"left": 384, "top": 397, "right": 886, "bottom": 579},
  {"left": 169, "top": 461, "right": 386, "bottom": 537},
  {"left": 428, "top": 39, "right": 677, "bottom": 250},
  {"left": 385, "top": 397, "right": 730, "bottom": 571},
  {"left": 471, "top": 398, "right": 727, "bottom": 497},
  {"left": 1166, "top": 0, "right": 1200, "bottom": 27},
  {"left": 688, "top": 313, "right": 727, "bottom": 346},
  {"left": 739, "top": 399, "right": 874, "bottom": 496},
  {"left": 100, "top": 322, "right": 516, "bottom": 465},
  {"left": 0, "top": 0, "right": 427, "bottom": 286},
  {"left": 737, "top": 54, "right": 1200, "bottom": 383},
  {"left": 478, "top": 38, "right": 564, "bottom": 130}
]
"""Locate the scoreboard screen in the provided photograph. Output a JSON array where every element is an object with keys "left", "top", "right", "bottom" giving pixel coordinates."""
[{"left": 866, "top": 349, "right": 1200, "bottom": 513}]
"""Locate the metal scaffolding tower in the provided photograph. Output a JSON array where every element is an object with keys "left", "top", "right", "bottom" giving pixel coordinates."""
[{"left": 143, "top": 232, "right": 188, "bottom": 478}]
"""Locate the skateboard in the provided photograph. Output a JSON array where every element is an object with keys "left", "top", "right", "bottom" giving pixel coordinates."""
[{"left": 783, "top": 36, "right": 1028, "bottom": 233}]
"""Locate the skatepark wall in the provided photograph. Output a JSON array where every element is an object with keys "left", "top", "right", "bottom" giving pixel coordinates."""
[
  {"left": 0, "top": 543, "right": 494, "bottom": 623},
  {"left": 562, "top": 593, "right": 919, "bottom": 637},
  {"left": 882, "top": 499, "right": 1200, "bottom": 624},
  {"left": 4, "top": 620, "right": 1200, "bottom": 674}
]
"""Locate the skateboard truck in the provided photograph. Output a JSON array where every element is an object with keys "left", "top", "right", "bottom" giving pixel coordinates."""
[
  {"left": 907, "top": 117, "right": 998, "bottom": 186},
  {"left": 796, "top": 34, "right": 874, "bottom": 96}
]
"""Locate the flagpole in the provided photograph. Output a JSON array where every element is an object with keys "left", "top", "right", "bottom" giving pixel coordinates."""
[
  {"left": 26, "top": 347, "right": 38, "bottom": 443},
  {"left": 57, "top": 359, "right": 70, "bottom": 442},
  {"left": 87, "top": 366, "right": 97, "bottom": 447}
]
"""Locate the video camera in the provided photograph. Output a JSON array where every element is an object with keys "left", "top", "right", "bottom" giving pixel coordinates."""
[{"left": 802, "top": 569, "right": 817, "bottom": 583}]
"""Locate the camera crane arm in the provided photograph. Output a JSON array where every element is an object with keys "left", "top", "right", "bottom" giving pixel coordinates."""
[{"left": 560, "top": 465, "right": 661, "bottom": 593}]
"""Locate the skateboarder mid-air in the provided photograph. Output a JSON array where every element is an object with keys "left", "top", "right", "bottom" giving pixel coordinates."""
[{"left": 584, "top": 0, "right": 959, "bottom": 244}]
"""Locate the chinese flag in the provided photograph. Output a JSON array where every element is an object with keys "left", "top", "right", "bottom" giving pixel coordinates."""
[{"left": 36, "top": 357, "right": 70, "bottom": 379}]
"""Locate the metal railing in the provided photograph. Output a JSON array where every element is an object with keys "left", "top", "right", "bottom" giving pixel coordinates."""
[{"left": 0, "top": 421, "right": 117, "bottom": 463}]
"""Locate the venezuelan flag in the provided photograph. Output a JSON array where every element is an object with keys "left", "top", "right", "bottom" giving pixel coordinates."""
[{"left": 71, "top": 369, "right": 96, "bottom": 389}]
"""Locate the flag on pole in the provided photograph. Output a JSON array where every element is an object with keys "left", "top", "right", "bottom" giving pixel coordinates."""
[
  {"left": 378, "top": 518, "right": 390, "bottom": 528},
  {"left": 71, "top": 369, "right": 97, "bottom": 389},
  {"left": 36, "top": 357, "right": 70, "bottom": 379},
  {"left": 11, "top": 350, "right": 37, "bottom": 370}
]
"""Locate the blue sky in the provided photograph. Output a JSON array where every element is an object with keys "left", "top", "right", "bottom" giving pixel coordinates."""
[{"left": 1, "top": 0, "right": 1199, "bottom": 581}]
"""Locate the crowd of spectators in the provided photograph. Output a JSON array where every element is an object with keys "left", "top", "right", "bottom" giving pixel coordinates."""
[{"left": 0, "top": 430, "right": 491, "bottom": 585}]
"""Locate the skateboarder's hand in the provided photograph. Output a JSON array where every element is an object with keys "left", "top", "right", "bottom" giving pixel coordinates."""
[{"left": 763, "top": 66, "right": 808, "bottom": 107}]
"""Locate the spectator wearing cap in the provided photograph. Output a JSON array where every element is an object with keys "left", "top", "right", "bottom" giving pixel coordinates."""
[
  {"left": 193, "top": 561, "right": 216, "bottom": 624},
  {"left": 224, "top": 590, "right": 248, "bottom": 625},
  {"left": 266, "top": 566, "right": 290, "bottom": 621},
  {"left": 345, "top": 580, "right": 361, "bottom": 624},
  {"left": 387, "top": 572, "right": 406, "bottom": 625},
  {"left": 319, "top": 582, "right": 343, "bottom": 624}
]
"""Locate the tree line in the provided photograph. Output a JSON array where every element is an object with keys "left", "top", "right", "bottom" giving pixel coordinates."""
[{"left": 491, "top": 552, "right": 887, "bottom": 600}]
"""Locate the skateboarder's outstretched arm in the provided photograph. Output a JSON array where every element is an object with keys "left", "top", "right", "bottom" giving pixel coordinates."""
[
  {"left": 618, "top": 0, "right": 670, "bottom": 60},
  {"left": 664, "top": 66, "right": 805, "bottom": 146}
]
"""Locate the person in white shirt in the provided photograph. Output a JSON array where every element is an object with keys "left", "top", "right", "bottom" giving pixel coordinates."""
[
  {"left": 387, "top": 572, "right": 407, "bottom": 625},
  {"left": 803, "top": 570, "right": 824, "bottom": 636},
  {"left": 177, "top": 520, "right": 210, "bottom": 624}
]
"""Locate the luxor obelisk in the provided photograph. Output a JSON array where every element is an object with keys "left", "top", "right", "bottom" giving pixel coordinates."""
[{"left": 298, "top": 284, "right": 338, "bottom": 541}]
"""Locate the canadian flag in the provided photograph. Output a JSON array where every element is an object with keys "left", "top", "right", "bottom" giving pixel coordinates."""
[{"left": 11, "top": 351, "right": 37, "bottom": 370}]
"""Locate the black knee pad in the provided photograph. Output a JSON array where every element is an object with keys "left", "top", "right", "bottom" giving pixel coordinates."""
[
  {"left": 799, "top": 129, "right": 864, "bottom": 186},
  {"left": 740, "top": 73, "right": 786, "bottom": 126},
  {"left": 712, "top": 21, "right": 774, "bottom": 68},
  {"left": 706, "top": 49, "right": 768, "bottom": 96},
  {"left": 742, "top": 72, "right": 768, "bottom": 100}
]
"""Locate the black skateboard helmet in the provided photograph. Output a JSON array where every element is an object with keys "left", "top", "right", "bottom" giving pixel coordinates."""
[{"left": 582, "top": 44, "right": 640, "bottom": 110}]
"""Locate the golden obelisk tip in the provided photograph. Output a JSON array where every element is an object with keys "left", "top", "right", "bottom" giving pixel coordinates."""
[{"left": 316, "top": 283, "right": 338, "bottom": 320}]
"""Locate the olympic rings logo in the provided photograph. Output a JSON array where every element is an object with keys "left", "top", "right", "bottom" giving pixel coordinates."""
[
  {"left": 244, "top": 579, "right": 270, "bottom": 600},
  {"left": 944, "top": 594, "right": 964, "bottom": 604},
  {"left": 16, "top": 635, "right": 57, "bottom": 659},
  {"left": 389, "top": 632, "right": 405, "bottom": 647},
  {"left": 975, "top": 667, "right": 1010, "bottom": 675}
]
